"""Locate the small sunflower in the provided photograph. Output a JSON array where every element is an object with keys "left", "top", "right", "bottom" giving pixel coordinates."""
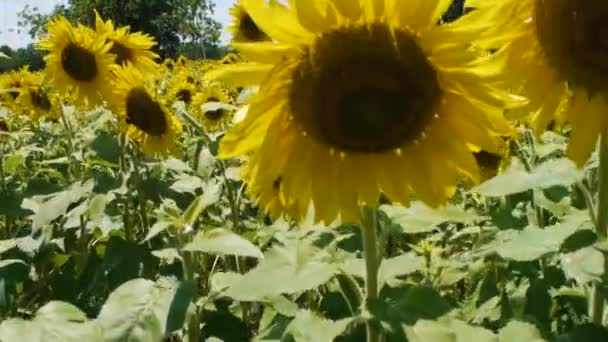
[
  {"left": 464, "top": 0, "right": 608, "bottom": 166},
  {"left": 94, "top": 11, "right": 159, "bottom": 78},
  {"left": 111, "top": 65, "right": 183, "bottom": 156},
  {"left": 0, "top": 67, "right": 38, "bottom": 108},
  {"left": 191, "top": 87, "right": 233, "bottom": 132},
  {"left": 220, "top": 53, "right": 241, "bottom": 65},
  {"left": 166, "top": 69, "right": 201, "bottom": 105},
  {"left": 16, "top": 86, "right": 61, "bottom": 121},
  {"left": 228, "top": 0, "right": 271, "bottom": 42},
  {"left": 209, "top": 0, "right": 522, "bottom": 224},
  {"left": 38, "top": 16, "right": 114, "bottom": 107}
]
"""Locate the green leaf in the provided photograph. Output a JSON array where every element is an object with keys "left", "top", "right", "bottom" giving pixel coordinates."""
[
  {"left": 484, "top": 212, "right": 589, "bottom": 261},
  {"left": 170, "top": 175, "right": 203, "bottom": 194},
  {"left": 224, "top": 243, "right": 337, "bottom": 301},
  {"left": 22, "top": 180, "right": 94, "bottom": 230},
  {"left": 0, "top": 301, "right": 103, "bottom": 342},
  {"left": 97, "top": 278, "right": 179, "bottom": 342},
  {"left": 0, "top": 52, "right": 10, "bottom": 59},
  {"left": 370, "top": 285, "right": 451, "bottom": 341},
  {"left": 473, "top": 158, "right": 583, "bottom": 196},
  {"left": 164, "top": 281, "right": 195, "bottom": 334},
  {"left": 498, "top": 321, "right": 545, "bottom": 342},
  {"left": 404, "top": 319, "right": 495, "bottom": 342},
  {"left": 381, "top": 202, "right": 485, "bottom": 234},
  {"left": 182, "top": 182, "right": 222, "bottom": 227},
  {"left": 378, "top": 253, "right": 425, "bottom": 287},
  {"left": 284, "top": 310, "right": 352, "bottom": 341},
  {"left": 0, "top": 240, "right": 17, "bottom": 254},
  {"left": 0, "top": 259, "right": 29, "bottom": 284},
  {"left": 184, "top": 228, "right": 263, "bottom": 258},
  {"left": 561, "top": 246, "right": 605, "bottom": 284}
]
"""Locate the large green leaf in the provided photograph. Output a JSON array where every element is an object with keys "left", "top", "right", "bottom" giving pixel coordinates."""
[
  {"left": 473, "top": 158, "right": 583, "bottom": 196},
  {"left": 0, "top": 52, "right": 10, "bottom": 59},
  {"left": 561, "top": 246, "right": 605, "bottom": 284},
  {"left": 284, "top": 310, "right": 353, "bottom": 342},
  {"left": 403, "top": 318, "right": 495, "bottom": 342},
  {"left": 0, "top": 301, "right": 103, "bottom": 342},
  {"left": 381, "top": 202, "right": 485, "bottom": 234},
  {"left": 498, "top": 321, "right": 544, "bottom": 342},
  {"left": 97, "top": 278, "right": 187, "bottom": 341},
  {"left": 184, "top": 228, "right": 263, "bottom": 258},
  {"left": 224, "top": 242, "right": 337, "bottom": 301},
  {"left": 482, "top": 212, "right": 590, "bottom": 261}
]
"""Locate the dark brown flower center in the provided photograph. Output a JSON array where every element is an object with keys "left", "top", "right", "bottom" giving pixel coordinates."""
[
  {"left": 109, "top": 40, "right": 134, "bottom": 65},
  {"left": 29, "top": 88, "right": 52, "bottom": 111},
  {"left": 289, "top": 23, "right": 441, "bottom": 153},
  {"left": 125, "top": 87, "right": 167, "bottom": 136},
  {"left": 61, "top": 43, "right": 98, "bottom": 81},
  {"left": 204, "top": 109, "right": 225, "bottom": 121},
  {"left": 176, "top": 89, "right": 192, "bottom": 103},
  {"left": 536, "top": 0, "right": 608, "bottom": 92}
]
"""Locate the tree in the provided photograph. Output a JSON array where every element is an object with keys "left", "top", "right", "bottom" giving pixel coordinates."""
[{"left": 17, "top": 0, "right": 222, "bottom": 59}]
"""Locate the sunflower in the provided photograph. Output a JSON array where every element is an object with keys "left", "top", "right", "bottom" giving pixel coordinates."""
[
  {"left": 111, "top": 64, "right": 183, "bottom": 156},
  {"left": 37, "top": 16, "right": 115, "bottom": 107},
  {"left": 191, "top": 87, "right": 233, "bottom": 132},
  {"left": 0, "top": 67, "right": 38, "bottom": 108},
  {"left": 15, "top": 86, "right": 61, "bottom": 121},
  {"left": 464, "top": 0, "right": 608, "bottom": 166},
  {"left": 209, "top": 0, "right": 522, "bottom": 224},
  {"left": 94, "top": 11, "right": 159, "bottom": 78},
  {"left": 228, "top": 0, "right": 271, "bottom": 42},
  {"left": 166, "top": 66, "right": 202, "bottom": 104}
]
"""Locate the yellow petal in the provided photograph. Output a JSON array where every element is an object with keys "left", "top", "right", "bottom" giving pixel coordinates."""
[
  {"left": 567, "top": 92, "right": 604, "bottom": 167},
  {"left": 243, "top": 0, "right": 314, "bottom": 44},
  {"left": 206, "top": 63, "right": 273, "bottom": 86}
]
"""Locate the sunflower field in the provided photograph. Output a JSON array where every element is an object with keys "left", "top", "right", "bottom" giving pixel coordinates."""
[{"left": 1, "top": 0, "right": 608, "bottom": 341}]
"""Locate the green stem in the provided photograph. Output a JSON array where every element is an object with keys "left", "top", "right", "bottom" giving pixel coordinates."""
[
  {"left": 59, "top": 105, "right": 75, "bottom": 156},
  {"left": 176, "top": 230, "right": 201, "bottom": 342},
  {"left": 591, "top": 134, "right": 608, "bottom": 325},
  {"left": 361, "top": 207, "right": 382, "bottom": 342}
]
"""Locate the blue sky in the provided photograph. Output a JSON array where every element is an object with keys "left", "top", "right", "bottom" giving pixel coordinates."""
[{"left": 0, "top": 0, "right": 234, "bottom": 48}]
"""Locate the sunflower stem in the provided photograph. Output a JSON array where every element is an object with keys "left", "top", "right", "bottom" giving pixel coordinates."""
[
  {"left": 361, "top": 207, "right": 382, "bottom": 342},
  {"left": 591, "top": 134, "right": 608, "bottom": 325},
  {"left": 176, "top": 228, "right": 201, "bottom": 342}
]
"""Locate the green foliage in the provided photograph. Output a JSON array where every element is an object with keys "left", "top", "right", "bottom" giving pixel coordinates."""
[
  {"left": 1, "top": 92, "right": 608, "bottom": 340},
  {"left": 17, "top": 0, "right": 222, "bottom": 58}
]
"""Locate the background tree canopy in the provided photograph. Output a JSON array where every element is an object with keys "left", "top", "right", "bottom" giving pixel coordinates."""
[{"left": 17, "top": 0, "right": 223, "bottom": 61}]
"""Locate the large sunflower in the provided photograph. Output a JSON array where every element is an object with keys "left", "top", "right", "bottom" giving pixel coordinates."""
[
  {"left": 111, "top": 65, "right": 183, "bottom": 157},
  {"left": 94, "top": 11, "right": 159, "bottom": 78},
  {"left": 228, "top": 0, "right": 272, "bottom": 42},
  {"left": 209, "top": 0, "right": 522, "bottom": 224},
  {"left": 38, "top": 16, "right": 115, "bottom": 107},
  {"left": 191, "top": 86, "right": 233, "bottom": 133},
  {"left": 463, "top": 0, "right": 608, "bottom": 166}
]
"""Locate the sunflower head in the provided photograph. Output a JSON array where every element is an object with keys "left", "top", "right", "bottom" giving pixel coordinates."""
[
  {"left": 210, "top": 0, "right": 520, "bottom": 224},
  {"left": 111, "top": 64, "right": 183, "bottom": 156},
  {"left": 94, "top": 10, "right": 159, "bottom": 77},
  {"left": 16, "top": 85, "right": 61, "bottom": 121},
  {"left": 0, "top": 67, "right": 38, "bottom": 107},
  {"left": 166, "top": 69, "right": 201, "bottom": 105},
  {"left": 192, "top": 86, "right": 233, "bottom": 132},
  {"left": 228, "top": 0, "right": 272, "bottom": 42},
  {"left": 465, "top": 0, "right": 608, "bottom": 166},
  {"left": 37, "top": 15, "right": 114, "bottom": 107}
]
